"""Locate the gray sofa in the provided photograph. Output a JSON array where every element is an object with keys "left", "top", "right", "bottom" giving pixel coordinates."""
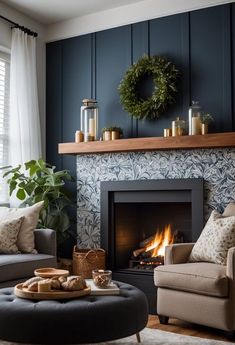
[{"left": 0, "top": 229, "right": 57, "bottom": 288}]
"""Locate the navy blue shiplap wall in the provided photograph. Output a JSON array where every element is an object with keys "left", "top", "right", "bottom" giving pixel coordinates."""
[{"left": 46, "top": 3, "right": 235, "bottom": 175}]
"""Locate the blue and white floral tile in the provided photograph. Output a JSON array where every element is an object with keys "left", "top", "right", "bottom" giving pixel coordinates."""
[{"left": 76, "top": 148, "right": 235, "bottom": 248}]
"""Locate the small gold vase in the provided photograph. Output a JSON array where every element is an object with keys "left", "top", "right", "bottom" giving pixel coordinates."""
[
  {"left": 201, "top": 123, "right": 208, "bottom": 135},
  {"left": 111, "top": 131, "right": 120, "bottom": 140}
]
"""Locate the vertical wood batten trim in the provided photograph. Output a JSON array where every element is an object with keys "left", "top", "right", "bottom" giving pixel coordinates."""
[
  {"left": 46, "top": 42, "right": 63, "bottom": 170},
  {"left": 222, "top": 4, "right": 232, "bottom": 131},
  {"left": 92, "top": 33, "right": 97, "bottom": 100},
  {"left": 132, "top": 21, "right": 149, "bottom": 138},
  {"left": 147, "top": 20, "right": 150, "bottom": 58},
  {"left": 188, "top": 12, "right": 192, "bottom": 105},
  {"left": 95, "top": 33, "right": 97, "bottom": 100},
  {"left": 141, "top": 20, "right": 151, "bottom": 138},
  {"left": 180, "top": 13, "right": 190, "bottom": 118},
  {"left": 130, "top": 24, "right": 134, "bottom": 138},
  {"left": 60, "top": 41, "right": 63, "bottom": 171},
  {"left": 91, "top": 34, "right": 93, "bottom": 99}
]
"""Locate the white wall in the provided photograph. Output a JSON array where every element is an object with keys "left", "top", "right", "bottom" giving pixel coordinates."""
[
  {"left": 0, "top": 1, "right": 46, "bottom": 157},
  {"left": 46, "top": 0, "right": 235, "bottom": 42}
]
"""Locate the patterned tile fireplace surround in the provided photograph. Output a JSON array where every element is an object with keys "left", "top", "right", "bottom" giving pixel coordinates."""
[{"left": 76, "top": 148, "right": 235, "bottom": 248}]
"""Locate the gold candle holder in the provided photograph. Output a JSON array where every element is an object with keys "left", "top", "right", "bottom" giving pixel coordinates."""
[
  {"left": 111, "top": 131, "right": 120, "bottom": 140},
  {"left": 201, "top": 123, "right": 208, "bottom": 135},
  {"left": 164, "top": 128, "right": 172, "bottom": 137},
  {"left": 103, "top": 131, "right": 111, "bottom": 141},
  {"left": 75, "top": 130, "right": 84, "bottom": 143}
]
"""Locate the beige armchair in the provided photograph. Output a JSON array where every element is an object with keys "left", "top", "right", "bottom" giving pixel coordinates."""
[{"left": 154, "top": 243, "right": 235, "bottom": 337}]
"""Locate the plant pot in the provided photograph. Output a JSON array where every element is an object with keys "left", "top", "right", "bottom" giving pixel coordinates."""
[
  {"left": 201, "top": 123, "right": 208, "bottom": 135},
  {"left": 103, "top": 131, "right": 111, "bottom": 141}
]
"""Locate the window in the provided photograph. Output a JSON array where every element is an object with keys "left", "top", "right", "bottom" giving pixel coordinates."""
[{"left": 0, "top": 51, "right": 10, "bottom": 202}]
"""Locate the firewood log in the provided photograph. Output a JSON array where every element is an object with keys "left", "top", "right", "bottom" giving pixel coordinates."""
[
  {"left": 139, "top": 235, "right": 154, "bottom": 248},
  {"left": 133, "top": 247, "right": 146, "bottom": 257}
]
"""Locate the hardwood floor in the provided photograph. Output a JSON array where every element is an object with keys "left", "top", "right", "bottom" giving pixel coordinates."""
[{"left": 147, "top": 315, "right": 234, "bottom": 342}]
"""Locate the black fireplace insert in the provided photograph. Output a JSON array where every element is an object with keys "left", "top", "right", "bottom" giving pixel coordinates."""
[{"left": 100, "top": 178, "right": 204, "bottom": 313}]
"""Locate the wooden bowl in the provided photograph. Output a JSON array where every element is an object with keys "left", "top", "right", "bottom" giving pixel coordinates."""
[{"left": 34, "top": 268, "right": 69, "bottom": 278}]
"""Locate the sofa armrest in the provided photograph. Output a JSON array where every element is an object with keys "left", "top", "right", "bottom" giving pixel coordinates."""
[
  {"left": 34, "top": 229, "right": 57, "bottom": 256},
  {"left": 226, "top": 246, "right": 235, "bottom": 327},
  {"left": 165, "top": 243, "right": 195, "bottom": 265},
  {"left": 226, "top": 247, "right": 235, "bottom": 280}
]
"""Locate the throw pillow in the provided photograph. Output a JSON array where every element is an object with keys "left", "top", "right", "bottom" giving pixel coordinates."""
[
  {"left": 222, "top": 202, "right": 235, "bottom": 217},
  {"left": 0, "top": 217, "right": 24, "bottom": 254},
  {"left": 0, "top": 201, "right": 44, "bottom": 253},
  {"left": 189, "top": 210, "right": 235, "bottom": 265}
]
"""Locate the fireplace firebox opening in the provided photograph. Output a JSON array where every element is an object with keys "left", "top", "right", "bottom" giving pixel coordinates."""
[
  {"left": 100, "top": 179, "right": 204, "bottom": 314},
  {"left": 115, "top": 201, "right": 191, "bottom": 271}
]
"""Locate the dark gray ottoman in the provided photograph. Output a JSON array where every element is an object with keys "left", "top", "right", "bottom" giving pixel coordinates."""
[{"left": 0, "top": 281, "right": 148, "bottom": 344}]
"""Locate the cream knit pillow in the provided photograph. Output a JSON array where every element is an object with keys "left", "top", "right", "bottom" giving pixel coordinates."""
[
  {"left": 189, "top": 210, "right": 235, "bottom": 265},
  {"left": 0, "top": 201, "right": 44, "bottom": 253},
  {"left": 0, "top": 217, "right": 24, "bottom": 254}
]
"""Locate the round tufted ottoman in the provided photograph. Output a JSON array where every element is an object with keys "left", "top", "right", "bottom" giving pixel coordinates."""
[{"left": 0, "top": 281, "right": 148, "bottom": 344}]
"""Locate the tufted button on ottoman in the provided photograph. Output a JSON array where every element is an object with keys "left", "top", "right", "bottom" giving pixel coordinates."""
[{"left": 0, "top": 281, "right": 148, "bottom": 344}]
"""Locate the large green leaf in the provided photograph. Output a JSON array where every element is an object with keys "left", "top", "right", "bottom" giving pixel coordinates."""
[
  {"left": 25, "top": 160, "right": 36, "bottom": 170},
  {"left": 38, "top": 158, "right": 46, "bottom": 170},
  {"left": 29, "top": 164, "right": 39, "bottom": 177},
  {"left": 9, "top": 180, "right": 17, "bottom": 195},
  {"left": 18, "top": 181, "right": 26, "bottom": 188},
  {"left": 17, "top": 188, "right": 26, "bottom": 200},
  {"left": 34, "top": 186, "right": 44, "bottom": 195},
  {"left": 24, "top": 181, "right": 36, "bottom": 195}
]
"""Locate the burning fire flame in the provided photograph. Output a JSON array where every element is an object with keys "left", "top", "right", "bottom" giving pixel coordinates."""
[{"left": 145, "top": 224, "right": 174, "bottom": 257}]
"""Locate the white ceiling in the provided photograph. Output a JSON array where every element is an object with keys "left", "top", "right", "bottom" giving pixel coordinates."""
[{"left": 1, "top": 0, "right": 145, "bottom": 25}]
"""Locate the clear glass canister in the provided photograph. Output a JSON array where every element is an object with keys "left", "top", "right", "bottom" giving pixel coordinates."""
[
  {"left": 188, "top": 101, "right": 201, "bottom": 135},
  {"left": 172, "top": 117, "right": 185, "bottom": 136},
  {"left": 80, "top": 99, "right": 98, "bottom": 142}
]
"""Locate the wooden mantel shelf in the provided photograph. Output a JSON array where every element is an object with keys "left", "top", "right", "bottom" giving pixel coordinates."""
[{"left": 58, "top": 132, "right": 235, "bottom": 155}]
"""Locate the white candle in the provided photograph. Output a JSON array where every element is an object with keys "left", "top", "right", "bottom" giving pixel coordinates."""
[{"left": 89, "top": 118, "right": 95, "bottom": 138}]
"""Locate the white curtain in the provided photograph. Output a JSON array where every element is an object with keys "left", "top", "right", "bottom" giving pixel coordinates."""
[{"left": 9, "top": 28, "right": 42, "bottom": 167}]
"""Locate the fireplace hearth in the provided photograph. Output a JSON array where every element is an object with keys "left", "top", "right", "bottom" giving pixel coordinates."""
[{"left": 100, "top": 178, "right": 204, "bottom": 313}]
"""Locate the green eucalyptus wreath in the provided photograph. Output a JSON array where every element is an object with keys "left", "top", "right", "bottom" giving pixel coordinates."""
[{"left": 118, "top": 55, "right": 180, "bottom": 120}]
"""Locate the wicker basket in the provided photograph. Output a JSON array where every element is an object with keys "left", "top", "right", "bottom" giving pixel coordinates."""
[{"left": 73, "top": 247, "right": 106, "bottom": 278}]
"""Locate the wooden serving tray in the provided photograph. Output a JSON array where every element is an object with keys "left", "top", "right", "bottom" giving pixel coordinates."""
[{"left": 14, "top": 283, "right": 91, "bottom": 300}]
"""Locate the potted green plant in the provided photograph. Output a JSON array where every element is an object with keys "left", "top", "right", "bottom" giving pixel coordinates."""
[
  {"left": 201, "top": 113, "right": 214, "bottom": 135},
  {"left": 3, "top": 159, "right": 75, "bottom": 249},
  {"left": 102, "top": 126, "right": 123, "bottom": 141}
]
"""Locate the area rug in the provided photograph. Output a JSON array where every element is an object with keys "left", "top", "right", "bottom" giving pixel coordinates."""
[
  {"left": 0, "top": 328, "right": 232, "bottom": 345},
  {"left": 107, "top": 327, "right": 232, "bottom": 344}
]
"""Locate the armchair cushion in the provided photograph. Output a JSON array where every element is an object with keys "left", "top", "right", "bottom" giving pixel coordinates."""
[
  {"left": 154, "top": 262, "right": 228, "bottom": 297},
  {"left": 188, "top": 210, "right": 235, "bottom": 265}
]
